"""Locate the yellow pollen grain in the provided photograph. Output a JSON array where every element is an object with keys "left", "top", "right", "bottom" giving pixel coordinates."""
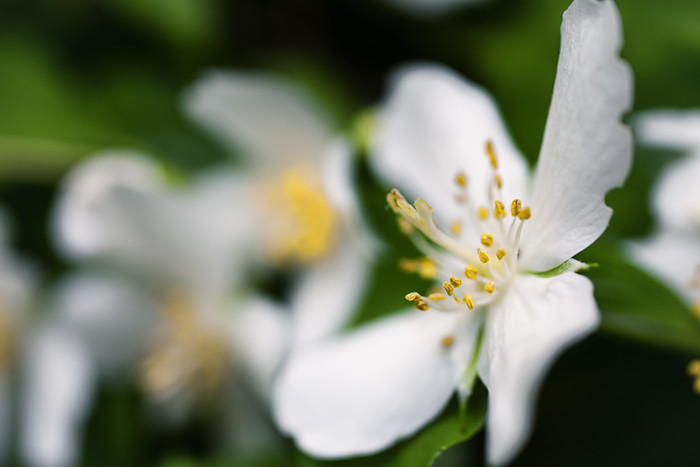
[
  {"left": 485, "top": 282, "right": 496, "bottom": 294},
  {"left": 478, "top": 248, "right": 490, "bottom": 264},
  {"left": 455, "top": 172, "right": 468, "bottom": 188},
  {"left": 405, "top": 292, "right": 421, "bottom": 302},
  {"left": 478, "top": 207, "right": 489, "bottom": 220},
  {"left": 518, "top": 206, "right": 531, "bottom": 220},
  {"left": 451, "top": 221, "right": 461, "bottom": 234},
  {"left": 481, "top": 233, "right": 494, "bottom": 247},
  {"left": 486, "top": 140, "right": 498, "bottom": 169},
  {"left": 494, "top": 174, "right": 502, "bottom": 189},
  {"left": 440, "top": 335, "right": 454, "bottom": 348},
  {"left": 443, "top": 281, "right": 455, "bottom": 296},
  {"left": 449, "top": 276, "right": 462, "bottom": 288},
  {"left": 464, "top": 265, "right": 478, "bottom": 280},
  {"left": 494, "top": 200, "right": 506, "bottom": 219},
  {"left": 511, "top": 199, "right": 522, "bottom": 217},
  {"left": 414, "top": 300, "right": 429, "bottom": 311},
  {"left": 428, "top": 293, "right": 446, "bottom": 301},
  {"left": 463, "top": 294, "right": 475, "bottom": 310},
  {"left": 497, "top": 249, "right": 507, "bottom": 260}
]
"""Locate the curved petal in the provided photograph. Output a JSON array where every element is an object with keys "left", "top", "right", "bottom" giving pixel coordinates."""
[
  {"left": 227, "top": 297, "right": 291, "bottom": 400},
  {"left": 477, "top": 272, "right": 599, "bottom": 465},
  {"left": 627, "top": 231, "right": 700, "bottom": 304},
  {"left": 50, "top": 272, "right": 159, "bottom": 379},
  {"left": 289, "top": 237, "right": 373, "bottom": 348},
  {"left": 20, "top": 328, "right": 95, "bottom": 467},
  {"left": 182, "top": 70, "right": 333, "bottom": 166},
  {"left": 273, "top": 310, "right": 478, "bottom": 458},
  {"left": 371, "top": 64, "right": 529, "bottom": 227},
  {"left": 647, "top": 151, "right": 700, "bottom": 233},
  {"left": 521, "top": 0, "right": 633, "bottom": 271},
  {"left": 635, "top": 109, "right": 700, "bottom": 152}
]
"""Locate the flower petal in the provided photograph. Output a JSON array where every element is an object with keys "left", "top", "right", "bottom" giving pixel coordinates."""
[
  {"left": 227, "top": 297, "right": 291, "bottom": 400},
  {"left": 371, "top": 64, "right": 529, "bottom": 226},
  {"left": 627, "top": 231, "right": 700, "bottom": 304},
  {"left": 521, "top": 0, "right": 633, "bottom": 271},
  {"left": 636, "top": 109, "right": 700, "bottom": 152},
  {"left": 273, "top": 310, "right": 479, "bottom": 458},
  {"left": 183, "top": 70, "right": 333, "bottom": 165},
  {"left": 648, "top": 151, "right": 700, "bottom": 233},
  {"left": 20, "top": 327, "right": 95, "bottom": 467},
  {"left": 477, "top": 272, "right": 599, "bottom": 465}
]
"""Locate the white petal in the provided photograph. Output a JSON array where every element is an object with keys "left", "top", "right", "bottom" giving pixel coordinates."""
[
  {"left": 21, "top": 328, "right": 95, "bottom": 467},
  {"left": 648, "top": 151, "right": 700, "bottom": 232},
  {"left": 521, "top": 0, "right": 633, "bottom": 271},
  {"left": 50, "top": 272, "right": 159, "bottom": 379},
  {"left": 627, "top": 231, "right": 700, "bottom": 304},
  {"left": 183, "top": 70, "right": 333, "bottom": 165},
  {"left": 228, "top": 297, "right": 291, "bottom": 400},
  {"left": 478, "top": 272, "right": 599, "bottom": 465},
  {"left": 289, "top": 238, "right": 373, "bottom": 348},
  {"left": 273, "top": 310, "right": 478, "bottom": 458},
  {"left": 371, "top": 64, "right": 529, "bottom": 227},
  {"left": 635, "top": 109, "right": 700, "bottom": 152}
]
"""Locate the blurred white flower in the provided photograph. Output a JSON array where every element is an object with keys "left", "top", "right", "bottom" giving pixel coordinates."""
[
  {"left": 183, "top": 71, "right": 377, "bottom": 348},
  {"left": 628, "top": 110, "right": 700, "bottom": 392},
  {"left": 0, "top": 212, "right": 92, "bottom": 467},
  {"left": 272, "top": 0, "right": 632, "bottom": 464}
]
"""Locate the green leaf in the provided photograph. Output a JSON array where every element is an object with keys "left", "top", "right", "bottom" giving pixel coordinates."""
[
  {"left": 579, "top": 239, "right": 700, "bottom": 355},
  {"left": 299, "top": 384, "right": 487, "bottom": 467}
]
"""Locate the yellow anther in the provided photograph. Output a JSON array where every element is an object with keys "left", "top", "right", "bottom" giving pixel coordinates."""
[
  {"left": 428, "top": 293, "right": 446, "bottom": 301},
  {"left": 440, "top": 335, "right": 454, "bottom": 348},
  {"left": 455, "top": 172, "right": 468, "bottom": 188},
  {"left": 455, "top": 193, "right": 467, "bottom": 204},
  {"left": 486, "top": 140, "right": 498, "bottom": 169},
  {"left": 443, "top": 281, "right": 455, "bottom": 296},
  {"left": 451, "top": 221, "right": 461, "bottom": 234},
  {"left": 464, "top": 265, "right": 478, "bottom": 280},
  {"left": 494, "top": 200, "right": 506, "bottom": 219},
  {"left": 463, "top": 294, "right": 475, "bottom": 310},
  {"left": 518, "top": 206, "right": 531, "bottom": 220},
  {"left": 478, "top": 207, "right": 489, "bottom": 220},
  {"left": 397, "top": 217, "right": 414, "bottom": 234},
  {"left": 494, "top": 174, "right": 502, "bottom": 189},
  {"left": 480, "top": 233, "right": 494, "bottom": 247},
  {"left": 417, "top": 258, "right": 437, "bottom": 279},
  {"left": 496, "top": 249, "right": 507, "bottom": 260},
  {"left": 449, "top": 276, "right": 462, "bottom": 288},
  {"left": 511, "top": 199, "right": 522, "bottom": 217},
  {"left": 692, "top": 302, "right": 700, "bottom": 320},
  {"left": 405, "top": 292, "right": 421, "bottom": 302},
  {"left": 478, "top": 248, "right": 490, "bottom": 264},
  {"left": 414, "top": 300, "right": 429, "bottom": 311},
  {"left": 485, "top": 282, "right": 496, "bottom": 294},
  {"left": 688, "top": 360, "right": 700, "bottom": 376}
]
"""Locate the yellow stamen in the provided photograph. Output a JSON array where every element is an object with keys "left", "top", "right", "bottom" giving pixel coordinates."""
[
  {"left": 518, "top": 206, "right": 531, "bottom": 220},
  {"left": 497, "top": 249, "right": 507, "bottom": 260},
  {"left": 428, "top": 293, "right": 446, "bottom": 301},
  {"left": 399, "top": 258, "right": 437, "bottom": 279},
  {"left": 485, "top": 282, "right": 496, "bottom": 294},
  {"left": 481, "top": 233, "right": 494, "bottom": 247},
  {"left": 455, "top": 172, "right": 468, "bottom": 188},
  {"left": 688, "top": 360, "right": 700, "bottom": 376},
  {"left": 511, "top": 199, "right": 522, "bottom": 217},
  {"left": 440, "top": 335, "right": 454, "bottom": 348},
  {"left": 443, "top": 281, "right": 455, "bottom": 296},
  {"left": 494, "top": 200, "right": 506, "bottom": 219},
  {"left": 494, "top": 174, "right": 502, "bottom": 189},
  {"left": 464, "top": 265, "right": 478, "bottom": 280},
  {"left": 692, "top": 302, "right": 700, "bottom": 320},
  {"left": 478, "top": 207, "right": 489, "bottom": 220},
  {"left": 463, "top": 294, "right": 475, "bottom": 310},
  {"left": 449, "top": 276, "right": 462, "bottom": 288},
  {"left": 478, "top": 248, "right": 490, "bottom": 264},
  {"left": 414, "top": 300, "right": 429, "bottom": 311},
  {"left": 451, "top": 221, "right": 461, "bottom": 234},
  {"left": 486, "top": 140, "right": 498, "bottom": 169},
  {"left": 397, "top": 217, "right": 414, "bottom": 234},
  {"left": 405, "top": 292, "right": 421, "bottom": 302}
]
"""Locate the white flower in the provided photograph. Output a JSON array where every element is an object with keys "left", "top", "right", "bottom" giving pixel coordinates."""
[
  {"left": 628, "top": 110, "right": 700, "bottom": 392},
  {"left": 272, "top": 0, "right": 632, "bottom": 465},
  {"left": 182, "top": 71, "right": 377, "bottom": 348},
  {"left": 0, "top": 211, "right": 92, "bottom": 467}
]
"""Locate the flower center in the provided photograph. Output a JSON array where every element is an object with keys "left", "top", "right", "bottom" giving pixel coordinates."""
[
  {"left": 257, "top": 167, "right": 337, "bottom": 265},
  {"left": 388, "top": 140, "right": 531, "bottom": 321},
  {"left": 140, "top": 291, "right": 229, "bottom": 406}
]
